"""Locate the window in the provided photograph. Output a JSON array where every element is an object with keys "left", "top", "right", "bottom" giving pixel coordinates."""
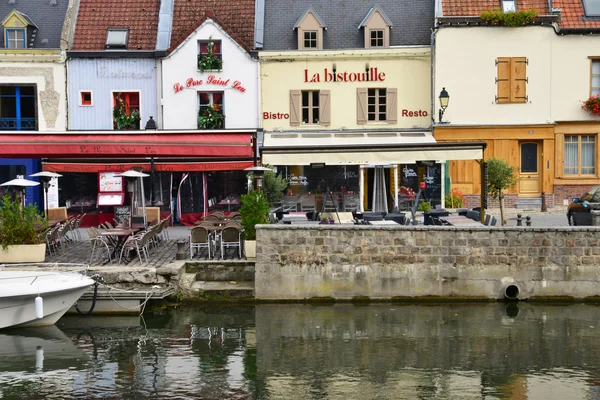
[
  {"left": 582, "top": 0, "right": 600, "bottom": 16},
  {"left": 565, "top": 135, "right": 596, "bottom": 175},
  {"left": 289, "top": 90, "right": 330, "bottom": 127},
  {"left": 0, "top": 85, "right": 36, "bottom": 130},
  {"left": 592, "top": 60, "right": 600, "bottom": 96},
  {"left": 303, "top": 31, "right": 317, "bottom": 49},
  {"left": 496, "top": 57, "right": 527, "bottom": 103},
  {"left": 80, "top": 91, "right": 92, "bottom": 106},
  {"left": 356, "top": 87, "right": 397, "bottom": 124},
  {"left": 198, "top": 92, "right": 224, "bottom": 129},
  {"left": 370, "top": 30, "right": 384, "bottom": 47},
  {"left": 502, "top": 0, "right": 516, "bottom": 12},
  {"left": 5, "top": 29, "right": 25, "bottom": 49},
  {"left": 105, "top": 29, "right": 128, "bottom": 49},
  {"left": 112, "top": 92, "right": 140, "bottom": 130},
  {"left": 301, "top": 91, "right": 319, "bottom": 124},
  {"left": 198, "top": 40, "right": 222, "bottom": 71}
]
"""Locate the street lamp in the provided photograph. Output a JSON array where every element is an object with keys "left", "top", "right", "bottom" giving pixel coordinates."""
[
  {"left": 438, "top": 87, "right": 450, "bottom": 123},
  {"left": 29, "top": 171, "right": 62, "bottom": 218},
  {"left": 244, "top": 166, "right": 272, "bottom": 193}
]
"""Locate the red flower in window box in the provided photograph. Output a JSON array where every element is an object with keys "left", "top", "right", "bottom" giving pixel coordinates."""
[{"left": 581, "top": 95, "right": 600, "bottom": 116}]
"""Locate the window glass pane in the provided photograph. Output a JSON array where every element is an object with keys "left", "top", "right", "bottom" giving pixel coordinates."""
[
  {"left": 0, "top": 96, "right": 16, "bottom": 118},
  {"left": 378, "top": 112, "right": 386, "bottom": 121},
  {"left": 302, "top": 107, "right": 309, "bottom": 123},
  {"left": 581, "top": 135, "right": 596, "bottom": 174},
  {"left": 583, "top": 0, "right": 600, "bottom": 16},
  {"left": 368, "top": 105, "right": 375, "bottom": 113},
  {"left": 302, "top": 91, "right": 308, "bottom": 106},
  {"left": 199, "top": 42, "right": 208, "bottom": 53},
  {"left": 0, "top": 86, "right": 16, "bottom": 96},
  {"left": 368, "top": 88, "right": 375, "bottom": 97},
  {"left": 312, "top": 91, "right": 319, "bottom": 107},
  {"left": 106, "top": 30, "right": 128, "bottom": 46},
  {"left": 368, "top": 113, "right": 376, "bottom": 121},
  {"left": 593, "top": 61, "right": 600, "bottom": 74},
  {"left": 20, "top": 86, "right": 34, "bottom": 96},
  {"left": 20, "top": 97, "right": 35, "bottom": 118},
  {"left": 199, "top": 92, "right": 210, "bottom": 106},
  {"left": 592, "top": 76, "right": 600, "bottom": 88},
  {"left": 521, "top": 143, "right": 538, "bottom": 173},
  {"left": 502, "top": 1, "right": 516, "bottom": 12},
  {"left": 379, "top": 105, "right": 386, "bottom": 113},
  {"left": 212, "top": 41, "right": 221, "bottom": 54},
  {"left": 564, "top": 136, "right": 579, "bottom": 175},
  {"left": 212, "top": 92, "right": 223, "bottom": 105},
  {"left": 313, "top": 108, "right": 319, "bottom": 124}
]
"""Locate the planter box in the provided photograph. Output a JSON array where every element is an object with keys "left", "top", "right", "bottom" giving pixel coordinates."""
[
  {"left": 0, "top": 244, "right": 46, "bottom": 263},
  {"left": 244, "top": 240, "right": 256, "bottom": 259}
]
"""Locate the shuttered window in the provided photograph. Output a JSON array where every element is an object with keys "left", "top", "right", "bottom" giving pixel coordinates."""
[
  {"left": 289, "top": 90, "right": 330, "bottom": 126},
  {"left": 496, "top": 57, "right": 527, "bottom": 104},
  {"left": 357, "top": 87, "right": 397, "bottom": 124}
]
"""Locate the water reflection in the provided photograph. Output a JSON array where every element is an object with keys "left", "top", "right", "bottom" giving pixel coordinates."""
[{"left": 0, "top": 304, "right": 599, "bottom": 399}]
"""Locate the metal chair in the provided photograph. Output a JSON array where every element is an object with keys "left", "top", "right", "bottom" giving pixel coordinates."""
[
  {"left": 220, "top": 226, "right": 241, "bottom": 259},
  {"left": 189, "top": 226, "right": 212, "bottom": 259},
  {"left": 88, "top": 227, "right": 114, "bottom": 264},
  {"left": 484, "top": 215, "right": 492, "bottom": 226},
  {"left": 119, "top": 232, "right": 150, "bottom": 264}
]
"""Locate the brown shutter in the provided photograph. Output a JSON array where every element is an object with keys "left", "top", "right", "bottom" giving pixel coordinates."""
[
  {"left": 555, "top": 133, "right": 564, "bottom": 179},
  {"left": 496, "top": 57, "right": 511, "bottom": 104},
  {"left": 357, "top": 88, "right": 367, "bottom": 125},
  {"left": 319, "top": 90, "right": 331, "bottom": 126},
  {"left": 289, "top": 90, "right": 301, "bottom": 127},
  {"left": 511, "top": 57, "right": 527, "bottom": 103},
  {"left": 386, "top": 88, "right": 397, "bottom": 124}
]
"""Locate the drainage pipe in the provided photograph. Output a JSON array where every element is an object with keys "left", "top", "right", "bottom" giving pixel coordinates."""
[{"left": 504, "top": 284, "right": 520, "bottom": 300}]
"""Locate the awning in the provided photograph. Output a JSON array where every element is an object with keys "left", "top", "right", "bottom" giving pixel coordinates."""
[
  {"left": 42, "top": 161, "right": 255, "bottom": 173},
  {"left": 0, "top": 130, "right": 255, "bottom": 158},
  {"left": 261, "top": 131, "right": 486, "bottom": 165}
]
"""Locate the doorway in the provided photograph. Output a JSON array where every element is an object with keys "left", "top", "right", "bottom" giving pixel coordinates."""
[{"left": 519, "top": 142, "right": 541, "bottom": 197}]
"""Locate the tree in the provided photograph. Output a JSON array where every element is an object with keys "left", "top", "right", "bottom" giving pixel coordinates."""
[
  {"left": 487, "top": 158, "right": 519, "bottom": 226},
  {"left": 261, "top": 168, "right": 288, "bottom": 207}
]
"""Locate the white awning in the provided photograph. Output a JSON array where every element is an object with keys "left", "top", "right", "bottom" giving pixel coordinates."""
[{"left": 261, "top": 131, "right": 485, "bottom": 166}]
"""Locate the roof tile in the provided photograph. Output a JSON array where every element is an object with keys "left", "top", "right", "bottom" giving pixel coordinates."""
[
  {"left": 72, "top": 0, "right": 161, "bottom": 51},
  {"left": 169, "top": 0, "right": 256, "bottom": 53}
]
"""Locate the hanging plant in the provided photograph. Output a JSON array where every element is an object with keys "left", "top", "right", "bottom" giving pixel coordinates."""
[
  {"left": 197, "top": 103, "right": 225, "bottom": 129},
  {"left": 113, "top": 93, "right": 140, "bottom": 130},
  {"left": 480, "top": 9, "right": 539, "bottom": 26},
  {"left": 197, "top": 41, "right": 223, "bottom": 72},
  {"left": 581, "top": 95, "right": 600, "bottom": 116}
]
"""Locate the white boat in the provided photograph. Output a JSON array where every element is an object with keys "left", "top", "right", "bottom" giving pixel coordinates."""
[{"left": 0, "top": 268, "right": 95, "bottom": 329}]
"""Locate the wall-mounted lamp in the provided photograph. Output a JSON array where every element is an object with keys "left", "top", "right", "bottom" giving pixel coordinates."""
[
  {"left": 332, "top": 63, "right": 337, "bottom": 82},
  {"left": 365, "top": 62, "right": 370, "bottom": 81},
  {"left": 438, "top": 87, "right": 450, "bottom": 123},
  {"left": 145, "top": 116, "right": 157, "bottom": 130}
]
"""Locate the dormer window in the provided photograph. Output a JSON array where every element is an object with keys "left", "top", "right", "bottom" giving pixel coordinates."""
[
  {"left": 294, "top": 7, "right": 326, "bottom": 50},
  {"left": 1, "top": 10, "right": 37, "bottom": 49},
  {"left": 359, "top": 6, "right": 392, "bottom": 49},
  {"left": 502, "top": 0, "right": 516, "bottom": 12},
  {"left": 582, "top": 0, "right": 600, "bottom": 16},
  {"left": 105, "top": 28, "right": 128, "bottom": 49}
]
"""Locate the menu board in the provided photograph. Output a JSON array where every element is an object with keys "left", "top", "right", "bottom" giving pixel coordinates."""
[
  {"left": 115, "top": 206, "right": 131, "bottom": 224},
  {"left": 98, "top": 193, "right": 125, "bottom": 206},
  {"left": 99, "top": 172, "right": 123, "bottom": 193}
]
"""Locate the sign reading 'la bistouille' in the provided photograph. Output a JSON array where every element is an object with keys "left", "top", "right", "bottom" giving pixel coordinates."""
[{"left": 304, "top": 67, "right": 386, "bottom": 83}]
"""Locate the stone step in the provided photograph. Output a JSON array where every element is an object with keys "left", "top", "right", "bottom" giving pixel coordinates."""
[
  {"left": 186, "top": 260, "right": 255, "bottom": 282},
  {"left": 192, "top": 281, "right": 255, "bottom": 301}
]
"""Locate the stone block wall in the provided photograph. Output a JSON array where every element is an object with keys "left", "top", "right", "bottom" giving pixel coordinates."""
[{"left": 255, "top": 225, "right": 600, "bottom": 300}]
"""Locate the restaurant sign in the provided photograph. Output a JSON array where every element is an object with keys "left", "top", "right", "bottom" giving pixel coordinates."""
[
  {"left": 304, "top": 67, "right": 386, "bottom": 83},
  {"left": 174, "top": 76, "right": 246, "bottom": 93}
]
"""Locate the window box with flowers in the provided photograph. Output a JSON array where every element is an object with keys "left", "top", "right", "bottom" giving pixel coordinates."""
[
  {"left": 197, "top": 40, "right": 223, "bottom": 72},
  {"left": 581, "top": 95, "right": 600, "bottom": 116},
  {"left": 113, "top": 93, "right": 140, "bottom": 130},
  {"left": 198, "top": 103, "right": 224, "bottom": 129}
]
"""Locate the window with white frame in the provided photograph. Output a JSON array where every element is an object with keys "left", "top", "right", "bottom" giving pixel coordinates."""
[
  {"left": 6, "top": 29, "right": 25, "bottom": 49},
  {"left": 583, "top": 0, "right": 600, "bottom": 16},
  {"left": 565, "top": 135, "right": 596, "bottom": 175},
  {"left": 592, "top": 60, "right": 600, "bottom": 96},
  {"left": 502, "top": 0, "right": 516, "bottom": 12},
  {"left": 198, "top": 92, "right": 224, "bottom": 129}
]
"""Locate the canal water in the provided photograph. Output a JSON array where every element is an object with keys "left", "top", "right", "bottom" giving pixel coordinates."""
[{"left": 1, "top": 303, "right": 600, "bottom": 400}]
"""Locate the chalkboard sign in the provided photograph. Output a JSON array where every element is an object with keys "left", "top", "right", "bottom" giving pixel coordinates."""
[
  {"left": 400, "top": 164, "right": 419, "bottom": 190},
  {"left": 115, "top": 206, "right": 131, "bottom": 225},
  {"left": 424, "top": 164, "right": 442, "bottom": 207}
]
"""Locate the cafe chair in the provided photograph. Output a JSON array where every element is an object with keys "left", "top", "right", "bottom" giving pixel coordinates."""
[
  {"left": 220, "top": 226, "right": 241, "bottom": 260},
  {"left": 190, "top": 226, "right": 212, "bottom": 259},
  {"left": 88, "top": 227, "right": 114, "bottom": 264},
  {"left": 119, "top": 232, "right": 150, "bottom": 264}
]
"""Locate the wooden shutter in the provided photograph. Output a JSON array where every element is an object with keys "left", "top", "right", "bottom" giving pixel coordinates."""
[
  {"left": 289, "top": 90, "right": 301, "bottom": 127},
  {"left": 496, "top": 57, "right": 511, "bottom": 103},
  {"left": 357, "top": 88, "right": 367, "bottom": 125},
  {"left": 386, "top": 88, "right": 397, "bottom": 124},
  {"left": 555, "top": 133, "right": 564, "bottom": 179},
  {"left": 511, "top": 57, "right": 527, "bottom": 103},
  {"left": 319, "top": 90, "right": 331, "bottom": 126}
]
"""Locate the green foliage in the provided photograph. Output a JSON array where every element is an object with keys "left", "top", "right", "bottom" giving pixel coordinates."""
[
  {"left": 480, "top": 9, "right": 539, "bottom": 26},
  {"left": 0, "top": 195, "right": 45, "bottom": 250},
  {"left": 487, "top": 158, "right": 519, "bottom": 199},
  {"left": 262, "top": 168, "right": 288, "bottom": 207},
  {"left": 445, "top": 187, "right": 465, "bottom": 208},
  {"left": 240, "top": 190, "right": 270, "bottom": 241},
  {"left": 417, "top": 201, "right": 431, "bottom": 213},
  {"left": 197, "top": 41, "right": 223, "bottom": 72},
  {"left": 581, "top": 94, "right": 600, "bottom": 116},
  {"left": 197, "top": 104, "right": 224, "bottom": 129},
  {"left": 113, "top": 93, "right": 140, "bottom": 130}
]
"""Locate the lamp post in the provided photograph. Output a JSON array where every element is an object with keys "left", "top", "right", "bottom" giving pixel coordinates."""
[
  {"left": 29, "top": 171, "right": 62, "bottom": 218},
  {"left": 115, "top": 170, "right": 150, "bottom": 227},
  {"left": 438, "top": 87, "right": 450, "bottom": 123},
  {"left": 145, "top": 117, "right": 157, "bottom": 206}
]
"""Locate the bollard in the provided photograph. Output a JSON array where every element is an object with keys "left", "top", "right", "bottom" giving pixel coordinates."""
[
  {"left": 541, "top": 192, "right": 547, "bottom": 212},
  {"left": 526, "top": 216, "right": 532, "bottom": 227},
  {"left": 516, "top": 214, "right": 523, "bottom": 226},
  {"left": 176, "top": 239, "right": 188, "bottom": 260}
]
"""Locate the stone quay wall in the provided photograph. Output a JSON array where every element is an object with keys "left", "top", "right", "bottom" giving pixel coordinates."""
[{"left": 254, "top": 225, "right": 600, "bottom": 301}]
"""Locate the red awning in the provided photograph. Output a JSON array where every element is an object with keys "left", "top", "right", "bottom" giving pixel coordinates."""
[
  {"left": 42, "top": 161, "right": 255, "bottom": 173},
  {"left": 0, "top": 131, "right": 254, "bottom": 158}
]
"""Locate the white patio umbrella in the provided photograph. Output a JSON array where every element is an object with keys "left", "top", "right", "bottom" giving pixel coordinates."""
[
  {"left": 115, "top": 170, "right": 150, "bottom": 227},
  {"left": 0, "top": 177, "right": 40, "bottom": 207}
]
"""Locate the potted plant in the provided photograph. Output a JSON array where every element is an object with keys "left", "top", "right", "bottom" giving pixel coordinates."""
[
  {"left": 113, "top": 94, "right": 140, "bottom": 130},
  {"left": 198, "top": 104, "right": 225, "bottom": 129},
  {"left": 0, "top": 195, "right": 47, "bottom": 262},
  {"left": 445, "top": 187, "right": 465, "bottom": 209},
  {"left": 197, "top": 40, "right": 223, "bottom": 72},
  {"left": 239, "top": 190, "right": 270, "bottom": 259}
]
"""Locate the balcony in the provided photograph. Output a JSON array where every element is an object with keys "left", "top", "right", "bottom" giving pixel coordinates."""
[{"left": 0, "top": 118, "right": 36, "bottom": 130}]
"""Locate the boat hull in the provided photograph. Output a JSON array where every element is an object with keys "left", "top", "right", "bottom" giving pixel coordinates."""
[{"left": 0, "top": 271, "right": 95, "bottom": 329}]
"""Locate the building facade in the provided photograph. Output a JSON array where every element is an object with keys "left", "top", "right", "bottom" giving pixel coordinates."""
[{"left": 434, "top": 0, "right": 600, "bottom": 209}]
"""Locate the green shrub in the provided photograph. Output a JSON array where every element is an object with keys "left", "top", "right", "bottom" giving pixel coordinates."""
[
  {"left": 239, "top": 190, "right": 270, "bottom": 241},
  {"left": 417, "top": 201, "right": 431, "bottom": 213},
  {"left": 0, "top": 195, "right": 45, "bottom": 250},
  {"left": 480, "top": 9, "right": 538, "bottom": 26}
]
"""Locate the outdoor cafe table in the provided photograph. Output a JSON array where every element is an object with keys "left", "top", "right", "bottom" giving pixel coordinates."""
[
  {"left": 99, "top": 228, "right": 136, "bottom": 261},
  {"left": 439, "top": 216, "right": 484, "bottom": 227}
]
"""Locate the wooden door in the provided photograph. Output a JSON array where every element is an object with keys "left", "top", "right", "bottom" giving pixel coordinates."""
[{"left": 519, "top": 142, "right": 541, "bottom": 197}]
